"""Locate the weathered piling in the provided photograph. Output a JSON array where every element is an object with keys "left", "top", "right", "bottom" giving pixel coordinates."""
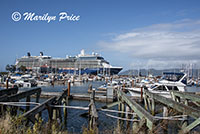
[
  {"left": 106, "top": 87, "right": 113, "bottom": 103},
  {"left": 88, "top": 84, "right": 92, "bottom": 92},
  {"left": 140, "top": 86, "right": 143, "bottom": 102},
  {"left": 67, "top": 81, "right": 71, "bottom": 97},
  {"left": 57, "top": 89, "right": 68, "bottom": 124},
  {"left": 6, "top": 78, "right": 9, "bottom": 89},
  {"left": 26, "top": 96, "right": 30, "bottom": 112},
  {"left": 63, "top": 96, "right": 68, "bottom": 125},
  {"left": 88, "top": 89, "right": 98, "bottom": 132},
  {"left": 132, "top": 80, "right": 134, "bottom": 88}
]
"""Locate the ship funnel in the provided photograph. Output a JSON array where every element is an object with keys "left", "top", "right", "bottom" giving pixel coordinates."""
[
  {"left": 27, "top": 52, "right": 31, "bottom": 57},
  {"left": 40, "top": 52, "right": 43, "bottom": 56}
]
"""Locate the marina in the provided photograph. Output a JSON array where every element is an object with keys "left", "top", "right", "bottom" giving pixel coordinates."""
[{"left": 0, "top": 71, "right": 200, "bottom": 133}]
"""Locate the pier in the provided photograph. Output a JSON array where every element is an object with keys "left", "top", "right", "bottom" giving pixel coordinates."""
[
  {"left": 0, "top": 85, "right": 200, "bottom": 133},
  {"left": 27, "top": 82, "right": 114, "bottom": 102}
]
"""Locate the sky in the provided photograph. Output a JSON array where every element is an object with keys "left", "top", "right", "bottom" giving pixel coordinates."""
[{"left": 0, "top": 0, "right": 200, "bottom": 71}]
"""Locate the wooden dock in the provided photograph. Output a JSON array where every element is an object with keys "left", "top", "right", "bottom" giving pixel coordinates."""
[
  {"left": 23, "top": 83, "right": 114, "bottom": 102},
  {"left": 0, "top": 87, "right": 102, "bottom": 132},
  {"left": 0, "top": 85, "right": 200, "bottom": 133},
  {"left": 27, "top": 91, "right": 113, "bottom": 102},
  {"left": 111, "top": 88, "right": 200, "bottom": 133}
]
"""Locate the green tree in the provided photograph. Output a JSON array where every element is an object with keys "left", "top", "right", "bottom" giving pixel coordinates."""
[
  {"left": 10, "top": 65, "right": 16, "bottom": 73},
  {"left": 19, "top": 65, "right": 26, "bottom": 73},
  {"left": 5, "top": 64, "right": 16, "bottom": 73},
  {"left": 5, "top": 64, "right": 10, "bottom": 72}
]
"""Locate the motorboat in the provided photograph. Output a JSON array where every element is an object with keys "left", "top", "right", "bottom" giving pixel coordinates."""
[
  {"left": 127, "top": 72, "right": 187, "bottom": 98},
  {"left": 98, "top": 80, "right": 120, "bottom": 90},
  {"left": 15, "top": 80, "right": 32, "bottom": 88}
]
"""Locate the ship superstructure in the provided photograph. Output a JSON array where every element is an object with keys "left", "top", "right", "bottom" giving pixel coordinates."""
[{"left": 16, "top": 50, "right": 123, "bottom": 75}]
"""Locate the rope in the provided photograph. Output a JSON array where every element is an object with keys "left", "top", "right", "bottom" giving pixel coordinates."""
[
  {"left": 49, "top": 105, "right": 89, "bottom": 110},
  {"left": 99, "top": 108, "right": 137, "bottom": 115},
  {"left": 154, "top": 115, "right": 188, "bottom": 121},
  {"left": 49, "top": 105, "right": 137, "bottom": 115},
  {"left": 0, "top": 102, "right": 191, "bottom": 121},
  {"left": 0, "top": 102, "right": 40, "bottom": 107},
  {"left": 100, "top": 111, "right": 139, "bottom": 122}
]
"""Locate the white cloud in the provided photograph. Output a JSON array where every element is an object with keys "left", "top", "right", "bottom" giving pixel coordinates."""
[
  {"left": 113, "top": 32, "right": 140, "bottom": 41},
  {"left": 98, "top": 19, "right": 200, "bottom": 69}
]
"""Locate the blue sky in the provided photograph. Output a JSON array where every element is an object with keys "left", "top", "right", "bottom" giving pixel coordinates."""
[{"left": 1, "top": 0, "right": 200, "bottom": 71}]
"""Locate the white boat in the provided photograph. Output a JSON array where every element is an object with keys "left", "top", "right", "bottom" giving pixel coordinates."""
[
  {"left": 36, "top": 80, "right": 49, "bottom": 87},
  {"left": 98, "top": 80, "right": 119, "bottom": 90},
  {"left": 98, "top": 84, "right": 107, "bottom": 90},
  {"left": 15, "top": 80, "right": 32, "bottom": 88},
  {"left": 128, "top": 72, "right": 187, "bottom": 98}
]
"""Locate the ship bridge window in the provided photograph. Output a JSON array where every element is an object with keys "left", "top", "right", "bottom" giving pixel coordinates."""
[
  {"left": 42, "top": 57, "right": 51, "bottom": 59},
  {"left": 97, "top": 57, "right": 104, "bottom": 60},
  {"left": 78, "top": 57, "right": 96, "bottom": 60}
]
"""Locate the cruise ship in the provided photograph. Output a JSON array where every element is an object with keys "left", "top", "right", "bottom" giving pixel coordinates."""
[{"left": 15, "top": 50, "right": 123, "bottom": 75}]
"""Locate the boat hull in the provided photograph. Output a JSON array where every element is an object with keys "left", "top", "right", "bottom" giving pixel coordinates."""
[
  {"left": 127, "top": 87, "right": 172, "bottom": 98},
  {"left": 58, "top": 67, "right": 122, "bottom": 75}
]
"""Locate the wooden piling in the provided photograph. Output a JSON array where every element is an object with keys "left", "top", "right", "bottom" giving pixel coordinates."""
[
  {"left": 118, "top": 102, "right": 122, "bottom": 114},
  {"left": 141, "top": 86, "right": 143, "bottom": 102},
  {"left": 132, "top": 80, "right": 134, "bottom": 87},
  {"left": 143, "top": 92, "right": 148, "bottom": 110},
  {"left": 58, "top": 107, "right": 62, "bottom": 123},
  {"left": 51, "top": 78, "right": 55, "bottom": 87},
  {"left": 132, "top": 115, "right": 139, "bottom": 133},
  {"left": 63, "top": 96, "right": 68, "bottom": 125},
  {"left": 163, "top": 106, "right": 168, "bottom": 117},
  {"left": 147, "top": 97, "right": 151, "bottom": 111},
  {"left": 121, "top": 103, "right": 125, "bottom": 118},
  {"left": 151, "top": 99, "right": 155, "bottom": 116},
  {"left": 67, "top": 81, "right": 71, "bottom": 97},
  {"left": 88, "top": 89, "right": 98, "bottom": 132},
  {"left": 47, "top": 106, "right": 53, "bottom": 121},
  {"left": 105, "top": 78, "right": 108, "bottom": 84},
  {"left": 163, "top": 106, "right": 168, "bottom": 133},
  {"left": 53, "top": 109, "right": 57, "bottom": 120},
  {"left": 89, "top": 84, "right": 92, "bottom": 91},
  {"left": 6, "top": 78, "right": 9, "bottom": 89},
  {"left": 0, "top": 104, "right": 4, "bottom": 116},
  {"left": 36, "top": 90, "right": 41, "bottom": 119},
  {"left": 36, "top": 91, "right": 41, "bottom": 103},
  {"left": 126, "top": 106, "right": 132, "bottom": 132},
  {"left": 106, "top": 87, "right": 113, "bottom": 103},
  {"left": 26, "top": 96, "right": 30, "bottom": 112}
]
